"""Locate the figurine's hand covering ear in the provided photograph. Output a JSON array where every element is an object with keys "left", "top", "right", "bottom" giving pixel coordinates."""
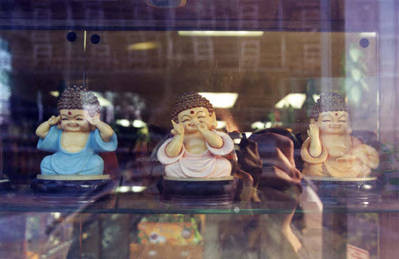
[
  {"left": 87, "top": 114, "right": 101, "bottom": 127},
  {"left": 307, "top": 123, "right": 320, "bottom": 140},
  {"left": 171, "top": 120, "right": 184, "bottom": 136},
  {"left": 37, "top": 116, "right": 60, "bottom": 138},
  {"left": 307, "top": 122, "right": 322, "bottom": 157},
  {"left": 47, "top": 115, "right": 60, "bottom": 126}
]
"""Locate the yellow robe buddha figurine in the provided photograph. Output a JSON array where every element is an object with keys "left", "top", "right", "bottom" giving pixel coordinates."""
[{"left": 301, "top": 92, "right": 379, "bottom": 178}]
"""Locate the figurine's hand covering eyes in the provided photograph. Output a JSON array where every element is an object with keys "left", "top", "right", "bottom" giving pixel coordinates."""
[
  {"left": 171, "top": 120, "right": 184, "bottom": 136},
  {"left": 87, "top": 114, "right": 101, "bottom": 126},
  {"left": 307, "top": 122, "right": 320, "bottom": 140},
  {"left": 48, "top": 115, "right": 61, "bottom": 126}
]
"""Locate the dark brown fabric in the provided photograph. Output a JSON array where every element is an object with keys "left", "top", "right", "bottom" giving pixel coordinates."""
[
  {"left": 100, "top": 152, "right": 119, "bottom": 179},
  {"left": 238, "top": 131, "right": 302, "bottom": 197},
  {"left": 221, "top": 130, "right": 306, "bottom": 258}
]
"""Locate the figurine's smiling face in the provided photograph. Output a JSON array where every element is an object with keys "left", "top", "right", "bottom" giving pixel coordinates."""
[
  {"left": 177, "top": 107, "right": 213, "bottom": 133},
  {"left": 59, "top": 109, "right": 91, "bottom": 132},
  {"left": 317, "top": 111, "right": 350, "bottom": 134}
]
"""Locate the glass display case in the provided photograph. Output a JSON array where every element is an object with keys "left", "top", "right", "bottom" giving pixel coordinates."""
[{"left": 0, "top": 1, "right": 399, "bottom": 258}]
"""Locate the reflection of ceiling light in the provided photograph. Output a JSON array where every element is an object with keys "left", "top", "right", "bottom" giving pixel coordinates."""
[
  {"left": 359, "top": 32, "right": 376, "bottom": 38},
  {"left": 244, "top": 132, "right": 252, "bottom": 138},
  {"left": 51, "top": 212, "right": 61, "bottom": 219},
  {"left": 275, "top": 93, "right": 306, "bottom": 109},
  {"left": 198, "top": 92, "right": 238, "bottom": 108},
  {"left": 93, "top": 93, "right": 111, "bottom": 107},
  {"left": 178, "top": 31, "right": 264, "bottom": 37},
  {"left": 116, "top": 186, "right": 147, "bottom": 193},
  {"left": 251, "top": 121, "right": 265, "bottom": 129},
  {"left": 128, "top": 41, "right": 159, "bottom": 51},
  {"left": 50, "top": 91, "right": 59, "bottom": 97},
  {"left": 275, "top": 93, "right": 320, "bottom": 109},
  {"left": 132, "top": 119, "right": 147, "bottom": 128},
  {"left": 116, "top": 119, "right": 130, "bottom": 127},
  {"left": 116, "top": 186, "right": 130, "bottom": 193},
  {"left": 251, "top": 121, "right": 274, "bottom": 130},
  {"left": 132, "top": 186, "right": 147, "bottom": 192},
  {"left": 93, "top": 92, "right": 112, "bottom": 107},
  {"left": 233, "top": 138, "right": 241, "bottom": 144},
  {"left": 116, "top": 119, "right": 147, "bottom": 128},
  {"left": 234, "top": 132, "right": 253, "bottom": 144},
  {"left": 216, "top": 121, "right": 226, "bottom": 129},
  {"left": 312, "top": 94, "right": 320, "bottom": 102}
]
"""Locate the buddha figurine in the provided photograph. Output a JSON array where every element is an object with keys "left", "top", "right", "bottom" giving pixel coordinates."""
[
  {"left": 35, "top": 85, "right": 117, "bottom": 178},
  {"left": 157, "top": 93, "right": 234, "bottom": 179},
  {"left": 301, "top": 92, "right": 379, "bottom": 178}
]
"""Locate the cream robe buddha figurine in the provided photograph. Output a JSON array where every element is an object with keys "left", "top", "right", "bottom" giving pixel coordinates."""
[
  {"left": 301, "top": 92, "right": 379, "bottom": 178},
  {"left": 157, "top": 93, "right": 234, "bottom": 179}
]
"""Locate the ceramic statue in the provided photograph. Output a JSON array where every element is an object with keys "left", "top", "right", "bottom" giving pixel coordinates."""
[
  {"left": 301, "top": 92, "right": 379, "bottom": 178},
  {"left": 35, "top": 85, "right": 117, "bottom": 179},
  {"left": 157, "top": 92, "right": 234, "bottom": 179}
]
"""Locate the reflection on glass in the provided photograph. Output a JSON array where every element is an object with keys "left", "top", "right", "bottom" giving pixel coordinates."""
[
  {"left": 198, "top": 92, "right": 238, "bottom": 108},
  {"left": 0, "top": 38, "right": 11, "bottom": 125},
  {"left": 178, "top": 31, "right": 264, "bottom": 37}
]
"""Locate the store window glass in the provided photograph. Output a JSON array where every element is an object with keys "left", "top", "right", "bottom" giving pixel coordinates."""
[{"left": 0, "top": 1, "right": 398, "bottom": 259}]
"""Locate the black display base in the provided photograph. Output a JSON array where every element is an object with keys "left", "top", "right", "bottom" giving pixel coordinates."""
[
  {"left": 159, "top": 177, "right": 238, "bottom": 206},
  {"left": 0, "top": 178, "right": 11, "bottom": 191},
  {"left": 31, "top": 178, "right": 115, "bottom": 199},
  {"left": 305, "top": 177, "right": 381, "bottom": 206}
]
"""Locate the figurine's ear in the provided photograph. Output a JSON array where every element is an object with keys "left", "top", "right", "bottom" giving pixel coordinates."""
[
  {"left": 310, "top": 118, "right": 316, "bottom": 124},
  {"left": 89, "top": 112, "right": 100, "bottom": 118},
  {"left": 210, "top": 112, "right": 217, "bottom": 129},
  {"left": 347, "top": 126, "right": 352, "bottom": 135}
]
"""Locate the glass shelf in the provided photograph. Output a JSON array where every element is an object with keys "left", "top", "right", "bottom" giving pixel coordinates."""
[{"left": 1, "top": 185, "right": 399, "bottom": 215}]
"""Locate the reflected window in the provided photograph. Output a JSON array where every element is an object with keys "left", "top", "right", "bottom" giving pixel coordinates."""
[{"left": 0, "top": 38, "right": 11, "bottom": 125}]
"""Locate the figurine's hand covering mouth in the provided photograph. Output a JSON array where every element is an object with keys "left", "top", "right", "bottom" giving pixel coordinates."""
[
  {"left": 48, "top": 115, "right": 61, "bottom": 126},
  {"left": 195, "top": 121, "right": 209, "bottom": 134},
  {"left": 171, "top": 120, "right": 184, "bottom": 136}
]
